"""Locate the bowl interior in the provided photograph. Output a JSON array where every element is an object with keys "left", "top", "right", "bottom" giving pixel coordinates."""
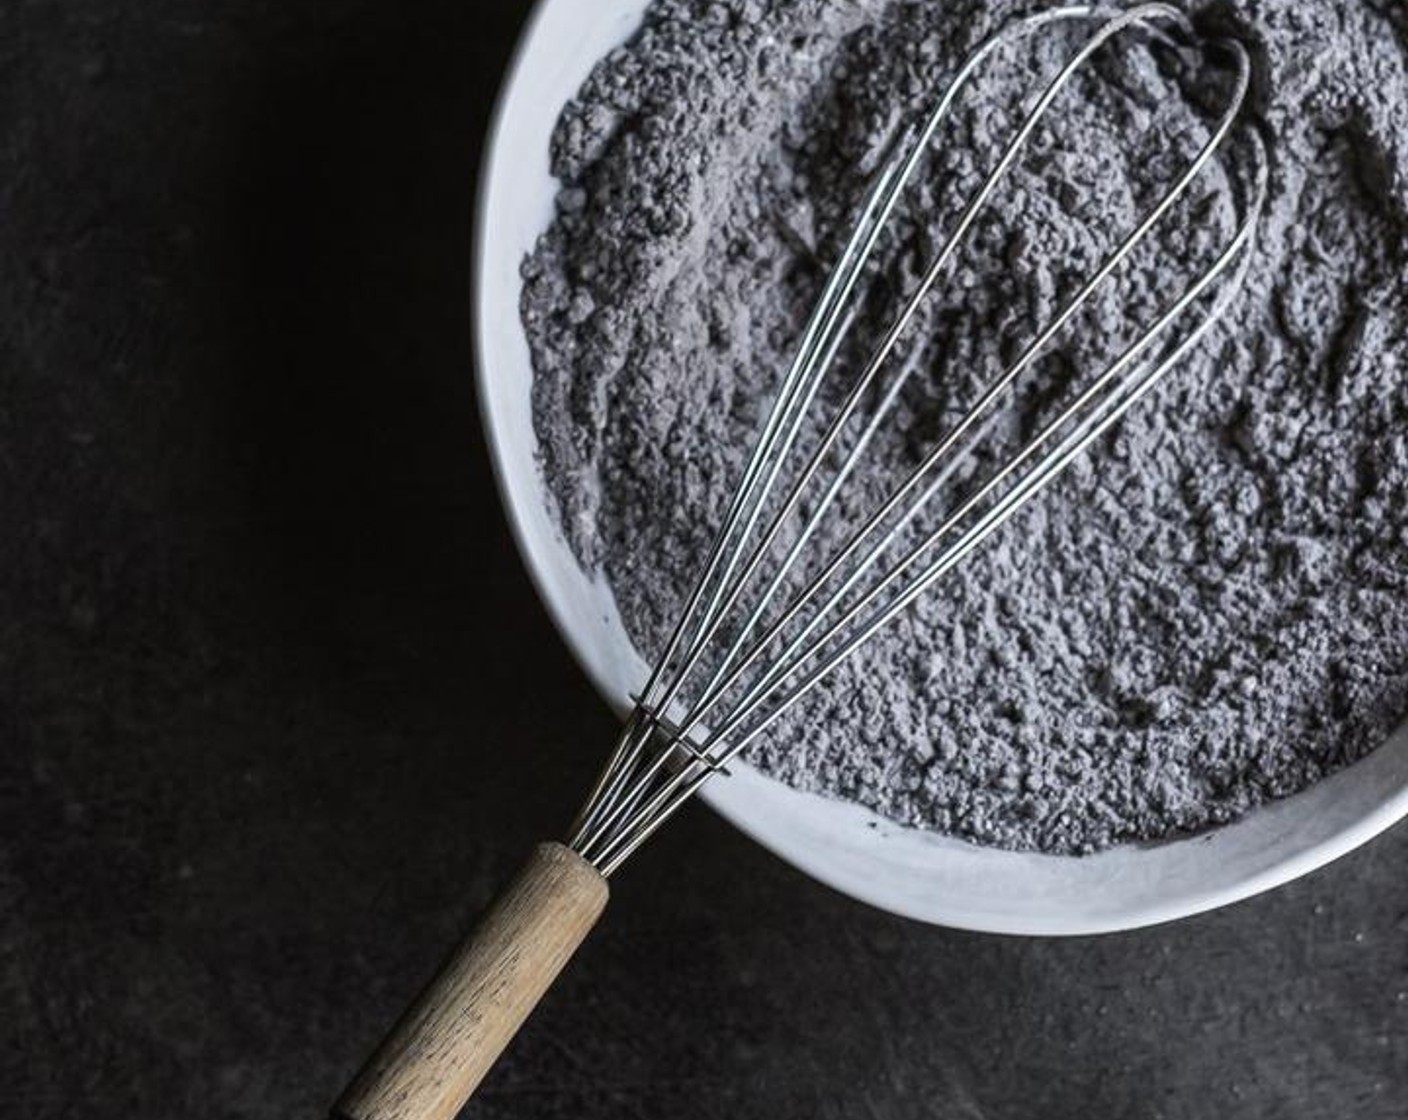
[{"left": 473, "top": 0, "right": 1408, "bottom": 933}]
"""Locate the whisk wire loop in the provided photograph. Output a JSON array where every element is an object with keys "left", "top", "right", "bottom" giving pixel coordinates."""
[
  {"left": 647, "top": 2, "right": 1191, "bottom": 725},
  {"left": 569, "top": 5, "right": 1266, "bottom": 876},
  {"left": 680, "top": 34, "right": 1255, "bottom": 750}
]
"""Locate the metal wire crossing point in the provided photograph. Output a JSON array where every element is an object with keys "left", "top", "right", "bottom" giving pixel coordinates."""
[{"left": 568, "top": 3, "right": 1268, "bottom": 877}]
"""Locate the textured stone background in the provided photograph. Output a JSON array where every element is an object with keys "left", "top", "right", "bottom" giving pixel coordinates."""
[{"left": 1, "top": 2, "right": 1405, "bottom": 1117}]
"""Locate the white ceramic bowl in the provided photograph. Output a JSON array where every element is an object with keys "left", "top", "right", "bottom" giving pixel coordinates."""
[{"left": 472, "top": 0, "right": 1408, "bottom": 933}]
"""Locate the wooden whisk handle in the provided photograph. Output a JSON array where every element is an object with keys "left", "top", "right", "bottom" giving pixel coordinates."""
[{"left": 334, "top": 842, "right": 609, "bottom": 1120}]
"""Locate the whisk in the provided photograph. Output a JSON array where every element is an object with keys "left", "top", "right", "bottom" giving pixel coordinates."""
[{"left": 336, "top": 5, "right": 1266, "bottom": 1118}]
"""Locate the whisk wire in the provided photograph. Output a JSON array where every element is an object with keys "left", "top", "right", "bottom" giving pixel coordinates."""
[
  {"left": 579, "top": 7, "right": 1186, "bottom": 859},
  {"left": 709, "top": 157, "right": 1265, "bottom": 763},
  {"left": 631, "top": 124, "right": 907, "bottom": 717},
  {"left": 649, "top": 3, "right": 1192, "bottom": 723},
  {"left": 569, "top": 4, "right": 1267, "bottom": 876},
  {"left": 588, "top": 171, "right": 1264, "bottom": 877},
  {"left": 675, "top": 32, "right": 1255, "bottom": 751}
]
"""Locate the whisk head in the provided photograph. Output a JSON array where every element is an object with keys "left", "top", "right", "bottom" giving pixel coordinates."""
[{"left": 569, "top": 2, "right": 1268, "bottom": 875}]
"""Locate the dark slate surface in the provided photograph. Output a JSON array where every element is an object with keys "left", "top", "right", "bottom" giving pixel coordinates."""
[{"left": 2, "top": 2, "right": 1405, "bottom": 1117}]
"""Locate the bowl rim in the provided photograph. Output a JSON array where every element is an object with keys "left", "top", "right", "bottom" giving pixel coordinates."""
[{"left": 469, "top": 0, "right": 1408, "bottom": 934}]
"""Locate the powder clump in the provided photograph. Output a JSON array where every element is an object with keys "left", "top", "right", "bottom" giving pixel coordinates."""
[{"left": 521, "top": 0, "right": 1408, "bottom": 854}]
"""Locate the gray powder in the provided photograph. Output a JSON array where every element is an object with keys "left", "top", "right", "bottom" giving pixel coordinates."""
[{"left": 520, "top": 0, "right": 1408, "bottom": 853}]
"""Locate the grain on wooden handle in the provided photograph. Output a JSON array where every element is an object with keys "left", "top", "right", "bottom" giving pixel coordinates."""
[{"left": 334, "top": 842, "right": 609, "bottom": 1120}]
